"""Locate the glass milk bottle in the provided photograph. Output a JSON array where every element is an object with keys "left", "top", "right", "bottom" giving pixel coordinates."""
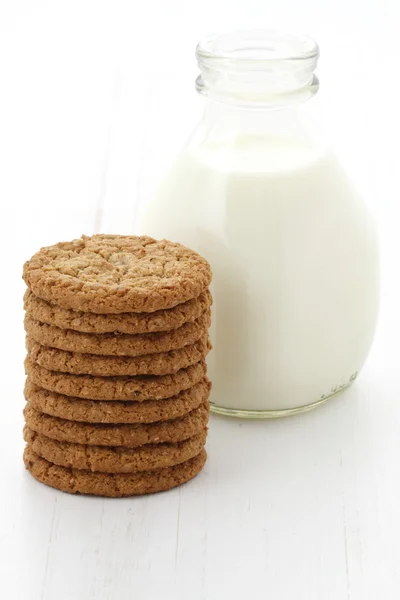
[{"left": 138, "top": 30, "right": 379, "bottom": 418}]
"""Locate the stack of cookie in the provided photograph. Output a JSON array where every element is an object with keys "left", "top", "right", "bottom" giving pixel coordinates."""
[{"left": 22, "top": 234, "right": 212, "bottom": 497}]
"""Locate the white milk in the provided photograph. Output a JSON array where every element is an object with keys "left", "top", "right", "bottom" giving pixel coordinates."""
[{"left": 138, "top": 136, "right": 379, "bottom": 413}]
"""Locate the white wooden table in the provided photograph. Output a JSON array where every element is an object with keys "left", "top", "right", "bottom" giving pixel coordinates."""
[{"left": 1, "top": 2, "right": 399, "bottom": 599}]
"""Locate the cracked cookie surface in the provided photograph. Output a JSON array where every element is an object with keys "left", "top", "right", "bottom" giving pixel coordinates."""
[{"left": 23, "top": 235, "right": 212, "bottom": 313}]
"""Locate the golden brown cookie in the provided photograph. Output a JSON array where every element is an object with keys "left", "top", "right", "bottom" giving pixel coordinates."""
[
  {"left": 24, "top": 288, "right": 212, "bottom": 334},
  {"left": 24, "top": 311, "right": 210, "bottom": 356},
  {"left": 24, "top": 446, "right": 206, "bottom": 496},
  {"left": 24, "top": 401, "right": 209, "bottom": 447},
  {"left": 24, "top": 357, "right": 207, "bottom": 401},
  {"left": 26, "top": 334, "right": 211, "bottom": 376},
  {"left": 24, "top": 378, "right": 211, "bottom": 424},
  {"left": 24, "top": 427, "right": 207, "bottom": 473},
  {"left": 23, "top": 235, "right": 212, "bottom": 314}
]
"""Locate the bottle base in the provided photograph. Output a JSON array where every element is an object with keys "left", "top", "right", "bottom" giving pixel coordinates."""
[{"left": 209, "top": 382, "right": 354, "bottom": 419}]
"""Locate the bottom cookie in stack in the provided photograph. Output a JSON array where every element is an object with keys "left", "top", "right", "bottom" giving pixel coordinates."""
[
  {"left": 24, "top": 447, "right": 207, "bottom": 497},
  {"left": 23, "top": 375, "right": 211, "bottom": 497}
]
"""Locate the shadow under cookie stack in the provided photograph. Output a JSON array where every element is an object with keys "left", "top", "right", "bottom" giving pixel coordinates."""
[{"left": 22, "top": 234, "right": 212, "bottom": 497}]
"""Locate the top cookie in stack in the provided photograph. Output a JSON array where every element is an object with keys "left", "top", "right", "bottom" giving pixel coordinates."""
[{"left": 22, "top": 234, "right": 212, "bottom": 498}]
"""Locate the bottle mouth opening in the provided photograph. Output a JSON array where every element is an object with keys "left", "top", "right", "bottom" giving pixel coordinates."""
[
  {"left": 196, "top": 30, "right": 320, "bottom": 107},
  {"left": 196, "top": 30, "right": 319, "bottom": 65}
]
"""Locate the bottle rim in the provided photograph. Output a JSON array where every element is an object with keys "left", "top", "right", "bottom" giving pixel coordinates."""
[{"left": 196, "top": 30, "right": 319, "bottom": 65}]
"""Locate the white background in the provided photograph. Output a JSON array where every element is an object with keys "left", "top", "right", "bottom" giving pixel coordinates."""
[{"left": 0, "top": 1, "right": 399, "bottom": 599}]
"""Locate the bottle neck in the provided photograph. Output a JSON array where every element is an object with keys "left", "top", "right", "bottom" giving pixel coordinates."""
[
  {"left": 196, "top": 30, "right": 319, "bottom": 110},
  {"left": 202, "top": 97, "right": 315, "bottom": 140}
]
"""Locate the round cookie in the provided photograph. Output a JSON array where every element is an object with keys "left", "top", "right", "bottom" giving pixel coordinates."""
[
  {"left": 24, "top": 378, "right": 211, "bottom": 424},
  {"left": 23, "top": 234, "right": 212, "bottom": 314},
  {"left": 24, "top": 401, "right": 209, "bottom": 447},
  {"left": 25, "top": 357, "right": 207, "bottom": 401},
  {"left": 24, "top": 312, "right": 210, "bottom": 357},
  {"left": 26, "top": 334, "right": 211, "bottom": 376},
  {"left": 24, "top": 288, "right": 212, "bottom": 334},
  {"left": 24, "top": 427, "right": 207, "bottom": 473},
  {"left": 24, "top": 446, "right": 207, "bottom": 496}
]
